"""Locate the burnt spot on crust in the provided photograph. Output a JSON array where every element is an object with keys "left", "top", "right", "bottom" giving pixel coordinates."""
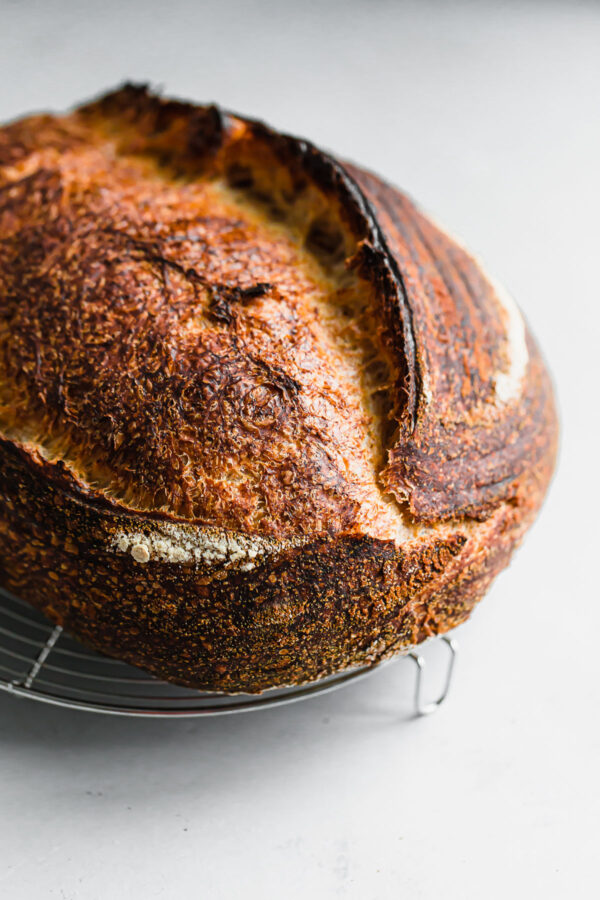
[
  {"left": 207, "top": 282, "right": 274, "bottom": 324},
  {"left": 186, "top": 104, "right": 224, "bottom": 160}
]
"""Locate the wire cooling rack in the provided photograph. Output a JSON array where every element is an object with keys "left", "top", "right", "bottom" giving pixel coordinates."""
[{"left": 0, "top": 584, "right": 457, "bottom": 718}]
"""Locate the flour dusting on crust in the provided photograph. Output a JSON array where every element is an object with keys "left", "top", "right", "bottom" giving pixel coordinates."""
[
  {"left": 490, "top": 277, "right": 529, "bottom": 404},
  {"left": 426, "top": 215, "right": 529, "bottom": 406},
  {"left": 112, "top": 521, "right": 307, "bottom": 570}
]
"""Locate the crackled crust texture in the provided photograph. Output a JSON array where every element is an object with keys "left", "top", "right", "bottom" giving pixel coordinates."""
[{"left": 0, "top": 86, "right": 557, "bottom": 692}]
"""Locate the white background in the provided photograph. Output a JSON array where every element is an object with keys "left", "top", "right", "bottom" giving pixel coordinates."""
[{"left": 1, "top": 1, "right": 599, "bottom": 897}]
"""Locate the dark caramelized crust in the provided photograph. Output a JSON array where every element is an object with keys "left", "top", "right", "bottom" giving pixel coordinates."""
[{"left": 0, "top": 86, "right": 558, "bottom": 691}]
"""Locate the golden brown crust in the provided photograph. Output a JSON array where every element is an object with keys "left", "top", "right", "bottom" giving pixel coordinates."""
[
  {"left": 0, "top": 85, "right": 558, "bottom": 692},
  {"left": 346, "top": 165, "right": 557, "bottom": 521}
]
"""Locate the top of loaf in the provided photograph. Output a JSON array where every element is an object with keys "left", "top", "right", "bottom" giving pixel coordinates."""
[{"left": 0, "top": 85, "right": 556, "bottom": 544}]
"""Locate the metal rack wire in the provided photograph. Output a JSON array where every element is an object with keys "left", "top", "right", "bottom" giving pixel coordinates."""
[{"left": 0, "top": 584, "right": 458, "bottom": 718}]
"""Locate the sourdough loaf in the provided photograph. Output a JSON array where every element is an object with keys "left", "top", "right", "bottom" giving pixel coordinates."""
[{"left": 0, "top": 86, "right": 557, "bottom": 692}]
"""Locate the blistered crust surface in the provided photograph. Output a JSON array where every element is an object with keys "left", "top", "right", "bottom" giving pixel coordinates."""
[
  {"left": 0, "top": 437, "right": 517, "bottom": 693},
  {"left": 0, "top": 85, "right": 557, "bottom": 543},
  {"left": 0, "top": 86, "right": 558, "bottom": 692},
  {"left": 0, "top": 90, "right": 410, "bottom": 543}
]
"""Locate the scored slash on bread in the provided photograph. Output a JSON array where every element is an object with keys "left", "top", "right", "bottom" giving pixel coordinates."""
[{"left": 0, "top": 85, "right": 557, "bottom": 692}]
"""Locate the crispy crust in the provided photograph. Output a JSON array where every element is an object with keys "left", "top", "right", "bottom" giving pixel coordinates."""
[{"left": 0, "top": 85, "right": 558, "bottom": 692}]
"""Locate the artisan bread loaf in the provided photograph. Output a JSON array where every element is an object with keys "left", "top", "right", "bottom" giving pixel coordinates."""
[{"left": 0, "top": 85, "right": 557, "bottom": 692}]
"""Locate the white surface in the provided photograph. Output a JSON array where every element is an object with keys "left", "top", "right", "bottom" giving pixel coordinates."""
[{"left": 1, "top": 1, "right": 599, "bottom": 897}]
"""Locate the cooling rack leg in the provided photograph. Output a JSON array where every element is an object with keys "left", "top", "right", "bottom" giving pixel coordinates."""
[
  {"left": 409, "top": 636, "right": 458, "bottom": 716},
  {"left": 19, "top": 625, "right": 63, "bottom": 689}
]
